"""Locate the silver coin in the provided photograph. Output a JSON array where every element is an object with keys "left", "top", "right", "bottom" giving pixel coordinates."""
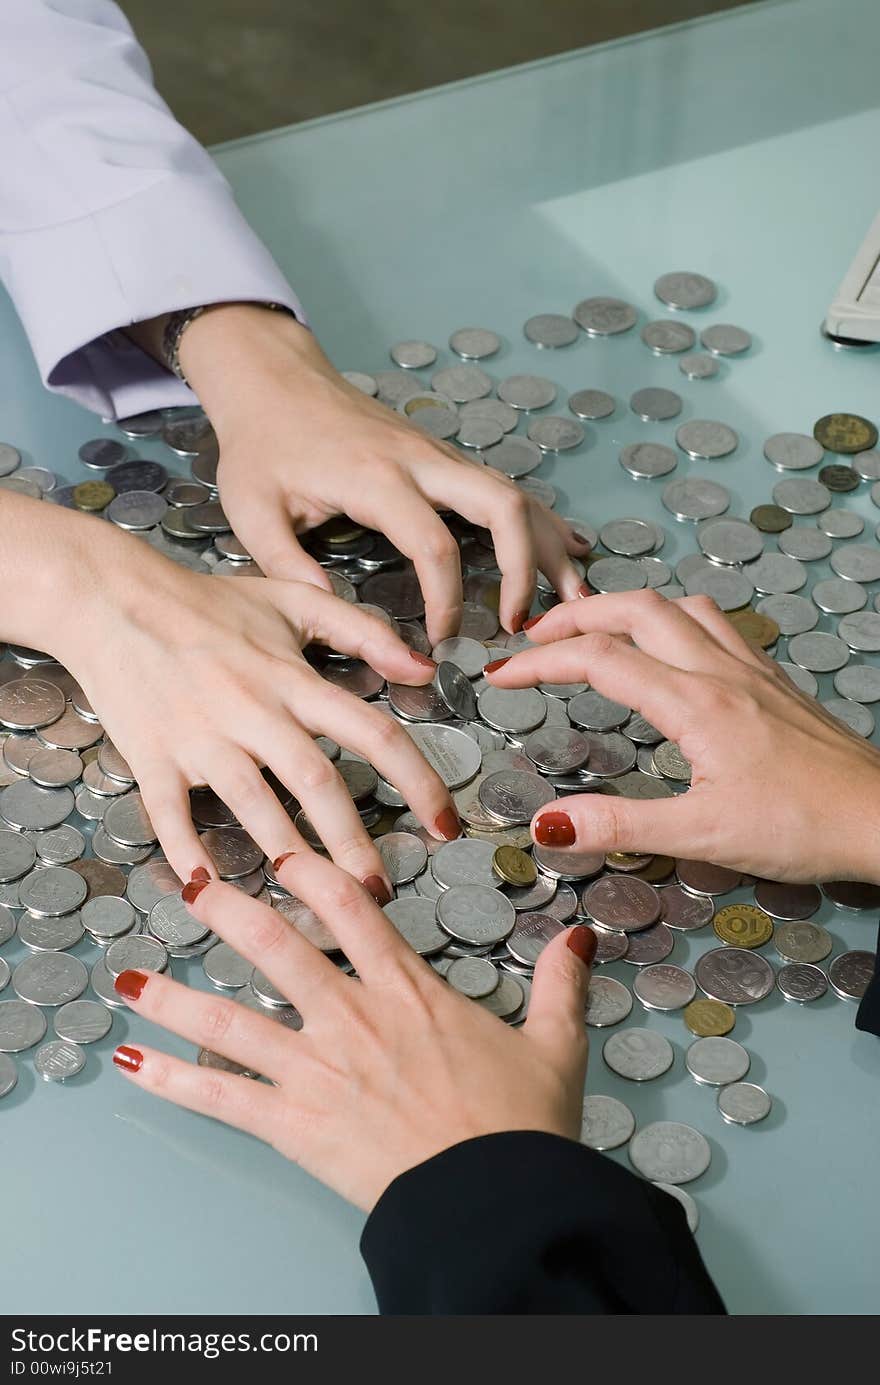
[
  {"left": 654, "top": 271, "right": 717, "bottom": 310},
  {"left": 787, "top": 631, "right": 850, "bottom": 673},
  {"left": 0, "top": 1051, "right": 17, "bottom": 1098},
  {"left": 684, "top": 566, "right": 754, "bottom": 611},
  {"left": 527, "top": 415, "right": 584, "bottom": 451},
  {"left": 27, "top": 747, "right": 83, "bottom": 789},
  {"left": 0, "top": 442, "right": 21, "bottom": 476},
  {"left": 629, "top": 1121, "right": 711, "bottom": 1182},
  {"left": 34, "top": 1038, "right": 86, "bottom": 1082},
  {"left": 200, "top": 826, "right": 263, "bottom": 879},
  {"left": 569, "top": 389, "right": 615, "bottom": 420},
  {"left": 853, "top": 449, "right": 880, "bottom": 480},
  {"left": 148, "top": 892, "right": 210, "bottom": 948},
  {"left": 833, "top": 663, "right": 880, "bottom": 703},
  {"left": 431, "top": 363, "right": 492, "bottom": 403},
  {"left": 700, "top": 323, "right": 752, "bottom": 355},
  {"left": 591, "top": 926, "right": 629, "bottom": 964},
  {"left": 634, "top": 963, "right": 695, "bottom": 1011},
  {"left": 18, "top": 911, "right": 84, "bottom": 951},
  {"left": 599, "top": 518, "right": 656, "bottom": 559},
  {"left": 661, "top": 477, "right": 730, "bottom": 521},
  {"left": 404, "top": 723, "right": 482, "bottom": 789},
  {"left": 0, "top": 903, "right": 14, "bottom": 946},
  {"left": 78, "top": 438, "right": 127, "bottom": 470},
  {"left": 457, "top": 416, "right": 504, "bottom": 449},
  {"left": 641, "top": 320, "right": 695, "bottom": 354},
  {"left": 539, "top": 883, "right": 579, "bottom": 923},
  {"left": 434, "top": 662, "right": 477, "bottom": 720},
  {"left": 776, "top": 962, "right": 828, "bottom": 1003},
  {"left": 53, "top": 999, "right": 112, "bottom": 1044},
  {"left": 754, "top": 882, "right": 822, "bottom": 923},
  {"left": 828, "top": 950, "right": 875, "bottom": 1000},
  {"left": 630, "top": 387, "right": 682, "bottom": 422},
  {"left": 382, "top": 897, "right": 448, "bottom": 955},
  {"left": 390, "top": 339, "right": 437, "bottom": 369},
  {"left": 102, "top": 791, "right": 157, "bottom": 848},
  {"left": 458, "top": 397, "right": 517, "bottom": 432},
  {"left": 524, "top": 313, "right": 578, "bottom": 348},
  {"left": 406, "top": 402, "right": 460, "bottom": 440},
  {"left": 504, "top": 872, "right": 556, "bottom": 912},
  {"left": 582, "top": 875, "right": 661, "bottom": 933},
  {"left": 698, "top": 516, "right": 763, "bottom": 565},
  {"left": 82, "top": 895, "right": 136, "bottom": 940},
  {"left": 0, "top": 475, "right": 42, "bottom": 499},
  {"left": 812, "top": 577, "right": 867, "bottom": 614},
  {"left": 686, "top": 1035, "right": 750, "bottom": 1085},
  {"left": 12, "top": 951, "right": 88, "bottom": 1005},
  {"left": 746, "top": 553, "right": 807, "bottom": 596},
  {"left": 505, "top": 910, "right": 564, "bottom": 965},
  {"left": 483, "top": 435, "right": 543, "bottom": 477},
  {"left": 0, "top": 678, "right": 65, "bottom": 731},
  {"left": 0, "top": 956, "right": 8, "bottom": 992},
  {"left": 817, "top": 509, "right": 864, "bottom": 539},
  {"left": 694, "top": 947, "right": 775, "bottom": 1005},
  {"left": 445, "top": 955, "right": 499, "bottom": 998},
  {"left": 679, "top": 352, "right": 719, "bottom": 380},
  {"left": 837, "top": 610, "right": 880, "bottom": 651},
  {"left": 341, "top": 370, "right": 378, "bottom": 396},
  {"left": 772, "top": 477, "right": 831, "bottom": 515},
  {"left": 585, "top": 975, "right": 633, "bottom": 1027},
  {"left": 0, "top": 828, "right": 36, "bottom": 881},
  {"left": 763, "top": 433, "right": 824, "bottom": 471},
  {"left": 497, "top": 375, "right": 557, "bottom": 411},
  {"left": 622, "top": 922, "right": 675, "bottom": 966},
  {"left": 104, "top": 934, "right": 168, "bottom": 979},
  {"left": 580, "top": 1093, "right": 635, "bottom": 1150},
  {"left": 116, "top": 409, "right": 165, "bottom": 440},
  {"left": 106, "top": 490, "right": 168, "bottom": 531},
  {"left": 717, "top": 1082, "right": 771, "bottom": 1125},
  {"left": 0, "top": 997, "right": 47, "bottom": 1051},
  {"left": 831, "top": 542, "right": 880, "bottom": 583},
  {"left": 202, "top": 941, "right": 253, "bottom": 990},
  {"left": 578, "top": 731, "right": 637, "bottom": 777},
  {"left": 777, "top": 661, "right": 818, "bottom": 696},
  {"left": 432, "top": 838, "right": 498, "bottom": 889},
  {"left": 603, "top": 1028, "right": 674, "bottom": 1081},
  {"left": 653, "top": 1182, "right": 699, "bottom": 1233},
  {"left": 89, "top": 956, "right": 128, "bottom": 1009},
  {"left": 433, "top": 636, "right": 488, "bottom": 679},
  {"left": 388, "top": 681, "right": 449, "bottom": 722},
  {"left": 676, "top": 419, "right": 738, "bottom": 460},
  {"left": 658, "top": 884, "right": 714, "bottom": 931},
  {"left": 619, "top": 442, "right": 678, "bottom": 480},
  {"left": 475, "top": 971, "right": 524, "bottom": 1019},
  {"left": 437, "top": 885, "right": 516, "bottom": 946},
  {"left": 449, "top": 327, "right": 501, "bottom": 360},
  {"left": 568, "top": 691, "right": 631, "bottom": 733},
  {"left": 477, "top": 685, "right": 546, "bottom": 735},
  {"left": 587, "top": 557, "right": 648, "bottom": 594},
  {"left": 377, "top": 832, "right": 428, "bottom": 885},
  {"left": 478, "top": 770, "right": 555, "bottom": 826},
  {"left": 573, "top": 297, "right": 637, "bottom": 336},
  {"left": 524, "top": 726, "right": 590, "bottom": 774},
  {"left": 533, "top": 845, "right": 604, "bottom": 881},
  {"left": 755, "top": 594, "right": 817, "bottom": 636},
  {"left": 18, "top": 865, "right": 87, "bottom": 917},
  {"left": 777, "top": 526, "right": 832, "bottom": 561}
]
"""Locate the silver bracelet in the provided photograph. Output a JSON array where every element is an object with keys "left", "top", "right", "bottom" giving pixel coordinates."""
[{"left": 161, "top": 302, "right": 291, "bottom": 386}]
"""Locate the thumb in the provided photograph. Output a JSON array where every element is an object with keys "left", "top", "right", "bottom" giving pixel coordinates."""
[
  {"left": 232, "top": 497, "right": 333, "bottom": 590},
  {"left": 532, "top": 791, "right": 701, "bottom": 859},
  {"left": 523, "top": 924, "right": 596, "bottom": 1065}
]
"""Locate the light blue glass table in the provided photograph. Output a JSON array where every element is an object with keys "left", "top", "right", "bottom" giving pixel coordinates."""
[{"left": 2, "top": 0, "right": 879, "bottom": 1316}]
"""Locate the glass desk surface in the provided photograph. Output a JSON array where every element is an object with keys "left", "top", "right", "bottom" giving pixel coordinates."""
[{"left": 1, "top": 0, "right": 879, "bottom": 1315}]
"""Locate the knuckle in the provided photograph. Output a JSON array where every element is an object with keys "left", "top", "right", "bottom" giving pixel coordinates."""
[
  {"left": 423, "top": 527, "right": 458, "bottom": 566},
  {"left": 198, "top": 1074, "right": 228, "bottom": 1112},
  {"left": 251, "top": 912, "right": 289, "bottom": 957},
  {"left": 327, "top": 876, "right": 370, "bottom": 916},
  {"left": 594, "top": 796, "right": 633, "bottom": 851},
  {"left": 498, "top": 486, "right": 530, "bottom": 525},
  {"left": 297, "top": 753, "right": 339, "bottom": 793},
  {"left": 200, "top": 1001, "right": 234, "bottom": 1045},
  {"left": 580, "top": 630, "right": 618, "bottom": 661},
  {"left": 219, "top": 768, "right": 266, "bottom": 813},
  {"left": 364, "top": 712, "right": 406, "bottom": 756}
]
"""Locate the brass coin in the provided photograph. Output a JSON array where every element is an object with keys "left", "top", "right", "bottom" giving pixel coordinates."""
[
  {"left": 633, "top": 854, "right": 676, "bottom": 884},
  {"left": 605, "top": 851, "right": 653, "bottom": 872},
  {"left": 683, "top": 998, "right": 735, "bottom": 1036},
  {"left": 713, "top": 902, "right": 774, "bottom": 949},
  {"left": 311, "top": 515, "right": 367, "bottom": 546},
  {"left": 492, "top": 844, "right": 537, "bottom": 887},
  {"left": 813, "top": 413, "right": 878, "bottom": 455},
  {"left": 750, "top": 503, "right": 792, "bottom": 533},
  {"left": 818, "top": 463, "right": 859, "bottom": 492},
  {"left": 68, "top": 858, "right": 127, "bottom": 900},
  {"left": 727, "top": 609, "right": 780, "bottom": 649},
  {"left": 72, "top": 480, "right": 115, "bottom": 512}
]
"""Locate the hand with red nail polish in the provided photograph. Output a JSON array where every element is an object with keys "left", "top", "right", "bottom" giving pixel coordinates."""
[{"left": 108, "top": 853, "right": 594, "bottom": 1214}]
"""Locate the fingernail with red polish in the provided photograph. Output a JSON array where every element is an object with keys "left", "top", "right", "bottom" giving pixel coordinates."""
[
  {"left": 363, "top": 875, "right": 392, "bottom": 906},
  {"left": 114, "top": 969, "right": 148, "bottom": 1003},
  {"left": 182, "top": 877, "right": 210, "bottom": 905},
  {"left": 577, "top": 582, "right": 594, "bottom": 598},
  {"left": 484, "top": 657, "right": 510, "bottom": 675},
  {"left": 523, "top": 615, "right": 543, "bottom": 631},
  {"left": 534, "top": 811, "right": 576, "bottom": 847},
  {"left": 567, "top": 925, "right": 597, "bottom": 968},
  {"left": 113, "top": 1045, "right": 143, "bottom": 1074},
  {"left": 434, "top": 807, "right": 461, "bottom": 841},
  {"left": 510, "top": 611, "right": 529, "bottom": 634},
  {"left": 409, "top": 651, "right": 436, "bottom": 670},
  {"left": 570, "top": 532, "right": 592, "bottom": 548},
  {"left": 191, "top": 866, "right": 211, "bottom": 883},
  {"left": 272, "top": 852, "right": 296, "bottom": 874}
]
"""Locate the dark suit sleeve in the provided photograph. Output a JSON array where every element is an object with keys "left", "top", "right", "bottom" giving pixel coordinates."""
[
  {"left": 360, "top": 1130, "right": 725, "bottom": 1315},
  {"left": 855, "top": 922, "right": 880, "bottom": 1036}
]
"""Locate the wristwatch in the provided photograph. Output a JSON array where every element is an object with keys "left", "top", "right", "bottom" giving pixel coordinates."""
[{"left": 161, "top": 302, "right": 292, "bottom": 386}]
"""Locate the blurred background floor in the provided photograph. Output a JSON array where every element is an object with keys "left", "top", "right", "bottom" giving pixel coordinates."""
[{"left": 124, "top": 0, "right": 757, "bottom": 144}]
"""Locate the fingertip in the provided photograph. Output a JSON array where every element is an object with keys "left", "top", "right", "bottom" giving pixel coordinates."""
[{"left": 566, "top": 924, "right": 597, "bottom": 970}]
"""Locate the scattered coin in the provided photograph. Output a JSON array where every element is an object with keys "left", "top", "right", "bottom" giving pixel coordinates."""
[
  {"left": 683, "top": 998, "right": 735, "bottom": 1037},
  {"left": 717, "top": 1082, "right": 771, "bottom": 1126},
  {"left": 629, "top": 1121, "right": 711, "bottom": 1182}
]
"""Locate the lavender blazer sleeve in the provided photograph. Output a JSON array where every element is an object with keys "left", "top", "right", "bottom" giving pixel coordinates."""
[{"left": 0, "top": 0, "right": 305, "bottom": 419}]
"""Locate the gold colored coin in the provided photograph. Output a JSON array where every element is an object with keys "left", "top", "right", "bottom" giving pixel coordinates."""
[
  {"left": 750, "top": 503, "right": 792, "bottom": 534},
  {"left": 311, "top": 515, "right": 367, "bottom": 545},
  {"left": 633, "top": 854, "right": 676, "bottom": 883},
  {"left": 605, "top": 851, "right": 653, "bottom": 872},
  {"left": 465, "top": 823, "right": 532, "bottom": 849},
  {"left": 713, "top": 902, "right": 774, "bottom": 949},
  {"left": 683, "top": 998, "right": 735, "bottom": 1037},
  {"left": 73, "top": 480, "right": 115, "bottom": 512},
  {"left": 492, "top": 844, "right": 537, "bottom": 887},
  {"left": 727, "top": 609, "right": 780, "bottom": 650},
  {"left": 368, "top": 809, "right": 400, "bottom": 838},
  {"left": 813, "top": 412, "right": 878, "bottom": 454}
]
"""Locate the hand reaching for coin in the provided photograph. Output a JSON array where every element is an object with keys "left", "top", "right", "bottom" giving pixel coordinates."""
[
  {"left": 486, "top": 589, "right": 880, "bottom": 884},
  {"left": 46, "top": 520, "right": 458, "bottom": 891},
  {"left": 110, "top": 852, "right": 596, "bottom": 1211},
  {"left": 175, "top": 305, "right": 589, "bottom": 642}
]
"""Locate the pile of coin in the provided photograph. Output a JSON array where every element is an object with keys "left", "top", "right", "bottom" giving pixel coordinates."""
[{"left": 0, "top": 270, "right": 877, "bottom": 1226}]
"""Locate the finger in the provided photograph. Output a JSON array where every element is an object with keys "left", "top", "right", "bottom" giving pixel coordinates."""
[
  {"left": 267, "top": 580, "right": 438, "bottom": 684},
  {"left": 533, "top": 788, "right": 708, "bottom": 859},
  {"left": 137, "top": 768, "right": 214, "bottom": 883},
  {"left": 374, "top": 488, "right": 463, "bottom": 644},
  {"left": 677, "top": 595, "right": 769, "bottom": 671},
  {"left": 530, "top": 505, "right": 587, "bottom": 603},
  {"left": 228, "top": 491, "right": 333, "bottom": 590},
  {"left": 487, "top": 631, "right": 694, "bottom": 740},
  {"left": 274, "top": 851, "right": 419, "bottom": 983},
  {"left": 204, "top": 750, "right": 303, "bottom": 866},
  {"left": 115, "top": 967, "right": 293, "bottom": 1082},
  {"left": 295, "top": 686, "right": 456, "bottom": 847},
  {"left": 524, "top": 923, "right": 594, "bottom": 1066},
  {"left": 112, "top": 1041, "right": 278, "bottom": 1138},
  {"left": 184, "top": 877, "right": 343, "bottom": 1013}
]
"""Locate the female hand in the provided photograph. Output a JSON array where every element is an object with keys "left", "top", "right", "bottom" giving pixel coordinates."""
[
  {"left": 486, "top": 589, "right": 880, "bottom": 884},
  {"left": 178, "top": 306, "right": 589, "bottom": 642},
  {"left": 110, "top": 853, "right": 596, "bottom": 1212},
  {"left": 52, "top": 531, "right": 457, "bottom": 893}
]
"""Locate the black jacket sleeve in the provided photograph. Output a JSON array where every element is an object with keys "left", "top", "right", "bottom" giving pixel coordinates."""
[
  {"left": 360, "top": 1130, "right": 725, "bottom": 1315},
  {"left": 855, "top": 922, "right": 880, "bottom": 1036}
]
